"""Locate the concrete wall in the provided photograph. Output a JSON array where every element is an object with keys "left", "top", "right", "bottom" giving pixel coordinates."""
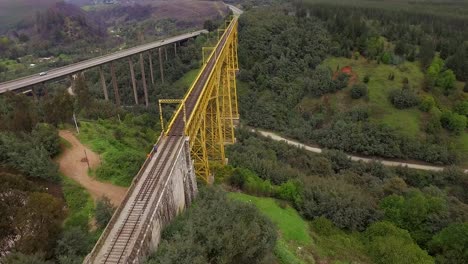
[{"left": 129, "top": 138, "right": 197, "bottom": 263}]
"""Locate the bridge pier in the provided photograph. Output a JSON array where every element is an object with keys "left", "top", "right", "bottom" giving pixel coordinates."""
[
  {"left": 139, "top": 54, "right": 149, "bottom": 107},
  {"left": 110, "top": 62, "right": 121, "bottom": 107},
  {"left": 158, "top": 48, "right": 165, "bottom": 84},
  {"left": 128, "top": 58, "right": 139, "bottom": 105},
  {"left": 99, "top": 66, "right": 109, "bottom": 101},
  {"left": 148, "top": 52, "right": 155, "bottom": 86}
]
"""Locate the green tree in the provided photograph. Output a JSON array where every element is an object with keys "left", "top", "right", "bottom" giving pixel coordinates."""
[
  {"left": 299, "top": 176, "right": 379, "bottom": 231},
  {"left": 55, "top": 227, "right": 92, "bottom": 261},
  {"left": 364, "top": 221, "right": 434, "bottom": 264},
  {"left": 454, "top": 101, "right": 468, "bottom": 117},
  {"left": 95, "top": 196, "right": 115, "bottom": 228},
  {"left": 31, "top": 123, "right": 61, "bottom": 157},
  {"left": 379, "top": 190, "right": 448, "bottom": 245},
  {"left": 419, "top": 38, "right": 435, "bottom": 69},
  {"left": 389, "top": 89, "right": 420, "bottom": 109},
  {"left": 148, "top": 188, "right": 276, "bottom": 264},
  {"left": 15, "top": 192, "right": 64, "bottom": 256},
  {"left": 440, "top": 111, "right": 467, "bottom": 134},
  {"left": 3, "top": 252, "right": 52, "bottom": 264},
  {"left": 419, "top": 96, "right": 436, "bottom": 112},
  {"left": 43, "top": 91, "right": 74, "bottom": 125},
  {"left": 74, "top": 74, "right": 91, "bottom": 110},
  {"left": 437, "top": 69, "right": 456, "bottom": 94},
  {"left": 429, "top": 222, "right": 468, "bottom": 264},
  {"left": 350, "top": 83, "right": 368, "bottom": 99}
]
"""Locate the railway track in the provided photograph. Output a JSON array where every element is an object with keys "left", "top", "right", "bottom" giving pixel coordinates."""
[
  {"left": 98, "top": 19, "right": 236, "bottom": 264},
  {"left": 102, "top": 136, "right": 179, "bottom": 263}
]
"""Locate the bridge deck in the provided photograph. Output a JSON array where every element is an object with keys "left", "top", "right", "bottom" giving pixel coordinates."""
[
  {"left": 96, "top": 136, "right": 184, "bottom": 263},
  {"left": 0, "top": 30, "right": 207, "bottom": 93},
  {"left": 92, "top": 18, "right": 237, "bottom": 264}
]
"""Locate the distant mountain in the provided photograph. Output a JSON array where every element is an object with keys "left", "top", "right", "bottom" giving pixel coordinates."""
[
  {"left": 32, "top": 2, "right": 106, "bottom": 43},
  {"left": 0, "top": 0, "right": 60, "bottom": 33}
]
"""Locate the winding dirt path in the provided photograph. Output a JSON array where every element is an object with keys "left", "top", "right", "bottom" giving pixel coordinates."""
[
  {"left": 57, "top": 130, "right": 127, "bottom": 206},
  {"left": 252, "top": 129, "right": 468, "bottom": 173}
]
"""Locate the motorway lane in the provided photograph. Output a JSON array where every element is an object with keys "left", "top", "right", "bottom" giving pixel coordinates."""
[{"left": 0, "top": 30, "right": 207, "bottom": 93}]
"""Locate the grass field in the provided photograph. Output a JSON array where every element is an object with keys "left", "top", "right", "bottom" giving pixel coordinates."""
[
  {"left": 321, "top": 56, "right": 425, "bottom": 138},
  {"left": 174, "top": 68, "right": 201, "bottom": 89},
  {"left": 229, "top": 192, "right": 313, "bottom": 264},
  {"left": 229, "top": 192, "right": 372, "bottom": 264},
  {"left": 78, "top": 118, "right": 158, "bottom": 186},
  {"left": 61, "top": 176, "right": 95, "bottom": 230}
]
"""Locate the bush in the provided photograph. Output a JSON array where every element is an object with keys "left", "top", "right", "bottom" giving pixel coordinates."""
[
  {"left": 148, "top": 188, "right": 277, "bottom": 264},
  {"left": 389, "top": 89, "right": 420, "bottom": 109},
  {"left": 363, "top": 221, "right": 434, "bottom": 264},
  {"left": 275, "top": 180, "right": 302, "bottom": 204},
  {"left": 229, "top": 168, "right": 246, "bottom": 189},
  {"left": 454, "top": 101, "right": 468, "bottom": 117},
  {"left": 429, "top": 222, "right": 468, "bottom": 264},
  {"left": 350, "top": 83, "right": 368, "bottom": 99},
  {"left": 363, "top": 74, "right": 370, "bottom": 83},
  {"left": 440, "top": 111, "right": 467, "bottom": 134},
  {"left": 31, "top": 123, "right": 61, "bottom": 157},
  {"left": 464, "top": 82, "right": 468, "bottom": 93},
  {"left": 419, "top": 96, "right": 436, "bottom": 112},
  {"left": 95, "top": 196, "right": 115, "bottom": 228},
  {"left": 298, "top": 177, "right": 380, "bottom": 231}
]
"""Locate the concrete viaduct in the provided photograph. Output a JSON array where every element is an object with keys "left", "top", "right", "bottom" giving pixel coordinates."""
[{"left": 0, "top": 30, "right": 208, "bottom": 106}]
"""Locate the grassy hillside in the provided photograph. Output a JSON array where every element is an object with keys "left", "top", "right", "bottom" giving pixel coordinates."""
[
  {"left": 230, "top": 192, "right": 372, "bottom": 264},
  {"left": 313, "top": 56, "right": 468, "bottom": 164}
]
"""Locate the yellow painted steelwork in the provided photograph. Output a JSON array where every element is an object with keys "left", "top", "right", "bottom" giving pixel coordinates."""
[
  {"left": 158, "top": 99, "right": 186, "bottom": 133},
  {"left": 164, "top": 17, "right": 239, "bottom": 182}
]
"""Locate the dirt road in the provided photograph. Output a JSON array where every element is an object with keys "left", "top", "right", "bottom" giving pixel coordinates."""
[
  {"left": 57, "top": 130, "right": 127, "bottom": 206},
  {"left": 253, "top": 129, "right": 468, "bottom": 173}
]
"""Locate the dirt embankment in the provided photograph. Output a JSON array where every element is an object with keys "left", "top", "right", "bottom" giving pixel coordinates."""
[{"left": 57, "top": 130, "right": 127, "bottom": 206}]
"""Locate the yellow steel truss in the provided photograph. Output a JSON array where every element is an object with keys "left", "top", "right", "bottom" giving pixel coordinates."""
[
  {"left": 163, "top": 18, "right": 239, "bottom": 183},
  {"left": 158, "top": 99, "right": 186, "bottom": 134}
]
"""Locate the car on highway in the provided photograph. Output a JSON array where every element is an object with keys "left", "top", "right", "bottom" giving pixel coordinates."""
[{"left": 39, "top": 71, "right": 48, "bottom": 76}]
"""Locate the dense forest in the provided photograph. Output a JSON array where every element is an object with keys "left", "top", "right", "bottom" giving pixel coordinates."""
[
  {"left": 238, "top": 2, "right": 467, "bottom": 165},
  {"left": 220, "top": 128, "right": 468, "bottom": 263}
]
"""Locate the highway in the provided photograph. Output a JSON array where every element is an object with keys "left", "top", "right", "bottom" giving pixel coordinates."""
[{"left": 0, "top": 30, "right": 208, "bottom": 94}]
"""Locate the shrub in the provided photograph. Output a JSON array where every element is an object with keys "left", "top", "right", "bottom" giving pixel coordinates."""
[
  {"left": 95, "top": 196, "right": 115, "bottom": 228},
  {"left": 148, "top": 188, "right": 277, "bottom": 264},
  {"left": 229, "top": 168, "right": 246, "bottom": 189},
  {"left": 275, "top": 180, "right": 302, "bottom": 204},
  {"left": 363, "top": 221, "right": 434, "bottom": 264},
  {"left": 464, "top": 82, "right": 468, "bottom": 93},
  {"left": 350, "top": 84, "right": 368, "bottom": 99},
  {"left": 363, "top": 74, "right": 370, "bottom": 83},
  {"left": 419, "top": 96, "right": 436, "bottom": 112},
  {"left": 389, "top": 89, "right": 420, "bottom": 109},
  {"left": 429, "top": 222, "right": 468, "bottom": 264},
  {"left": 299, "top": 177, "right": 380, "bottom": 231},
  {"left": 440, "top": 111, "right": 467, "bottom": 134},
  {"left": 454, "top": 101, "right": 468, "bottom": 117}
]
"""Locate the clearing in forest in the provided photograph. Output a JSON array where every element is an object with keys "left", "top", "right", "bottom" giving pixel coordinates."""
[{"left": 57, "top": 130, "right": 127, "bottom": 206}]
